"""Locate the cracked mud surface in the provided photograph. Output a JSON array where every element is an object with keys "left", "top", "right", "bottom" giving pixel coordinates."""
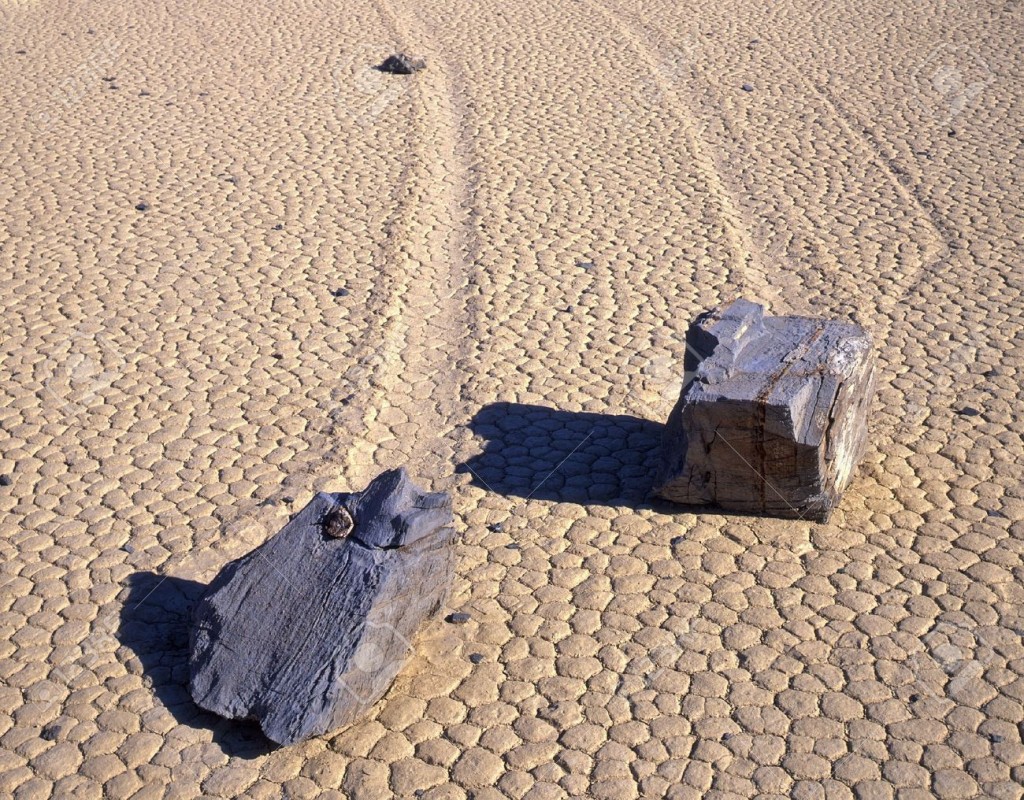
[{"left": 1, "top": 0, "right": 1022, "bottom": 797}]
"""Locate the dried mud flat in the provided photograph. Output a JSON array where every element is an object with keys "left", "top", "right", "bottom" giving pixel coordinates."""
[{"left": 0, "top": 0, "right": 1022, "bottom": 798}]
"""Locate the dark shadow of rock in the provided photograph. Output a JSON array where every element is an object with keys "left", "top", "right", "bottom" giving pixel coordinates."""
[
  {"left": 119, "top": 571, "right": 278, "bottom": 757},
  {"left": 459, "top": 402, "right": 664, "bottom": 506}
]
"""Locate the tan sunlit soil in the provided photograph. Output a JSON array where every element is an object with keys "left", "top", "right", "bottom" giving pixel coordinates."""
[{"left": 1, "top": 0, "right": 1021, "bottom": 797}]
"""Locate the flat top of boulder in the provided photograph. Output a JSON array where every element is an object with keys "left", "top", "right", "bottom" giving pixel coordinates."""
[{"left": 688, "top": 298, "right": 873, "bottom": 409}]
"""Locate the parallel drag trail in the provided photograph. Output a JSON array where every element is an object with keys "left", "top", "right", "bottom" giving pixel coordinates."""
[{"left": 211, "top": 2, "right": 484, "bottom": 557}]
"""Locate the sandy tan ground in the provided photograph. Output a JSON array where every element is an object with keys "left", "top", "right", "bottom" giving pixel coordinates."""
[{"left": 1, "top": 0, "right": 1022, "bottom": 797}]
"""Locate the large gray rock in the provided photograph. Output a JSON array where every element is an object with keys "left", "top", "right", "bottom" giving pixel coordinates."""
[
  {"left": 189, "top": 468, "right": 454, "bottom": 745},
  {"left": 653, "top": 298, "right": 876, "bottom": 522}
]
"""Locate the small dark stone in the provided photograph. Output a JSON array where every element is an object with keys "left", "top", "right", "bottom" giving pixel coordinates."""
[
  {"left": 488, "top": 522, "right": 504, "bottom": 533},
  {"left": 15, "top": 50, "right": 27, "bottom": 55},
  {"left": 576, "top": 260, "right": 594, "bottom": 270},
  {"left": 989, "top": 733, "right": 1004, "bottom": 743},
  {"left": 40, "top": 722, "right": 62, "bottom": 741},
  {"left": 122, "top": 543, "right": 135, "bottom": 554},
  {"left": 957, "top": 407, "right": 981, "bottom": 417},
  {"left": 741, "top": 83, "right": 754, "bottom": 92},
  {"left": 670, "top": 536, "right": 684, "bottom": 546},
  {"left": 108, "top": 84, "right": 118, "bottom": 90},
  {"left": 260, "top": 499, "right": 277, "bottom": 507},
  {"left": 102, "top": 76, "right": 115, "bottom": 82},
  {"left": 272, "top": 223, "right": 283, "bottom": 230},
  {"left": 139, "top": 90, "right": 150, "bottom": 96},
  {"left": 748, "top": 39, "right": 760, "bottom": 46},
  {"left": 468, "top": 653, "right": 484, "bottom": 664},
  {"left": 909, "top": 693, "right": 920, "bottom": 702},
  {"left": 378, "top": 53, "right": 426, "bottom": 75},
  {"left": 272, "top": 353, "right": 283, "bottom": 360},
  {"left": 282, "top": 496, "right": 295, "bottom": 505},
  {"left": 332, "top": 288, "right": 350, "bottom": 298},
  {"left": 505, "top": 542, "right": 520, "bottom": 550},
  {"left": 87, "top": 28, "right": 95, "bottom": 34},
  {"left": 564, "top": 306, "right": 574, "bottom": 313},
  {"left": 446, "top": 612, "right": 471, "bottom": 624},
  {"left": 0, "top": 474, "right": 11, "bottom": 487},
  {"left": 322, "top": 506, "right": 355, "bottom": 539},
  {"left": 948, "top": 130, "right": 956, "bottom": 137},
  {"left": 722, "top": 732, "right": 733, "bottom": 741},
  {"left": 135, "top": 202, "right": 149, "bottom": 212}
]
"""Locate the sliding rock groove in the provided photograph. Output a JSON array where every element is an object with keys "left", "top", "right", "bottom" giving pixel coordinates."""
[
  {"left": 189, "top": 468, "right": 455, "bottom": 745},
  {"left": 653, "top": 298, "right": 876, "bottom": 522}
]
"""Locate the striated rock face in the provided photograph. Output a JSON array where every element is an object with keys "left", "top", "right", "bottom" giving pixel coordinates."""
[
  {"left": 653, "top": 298, "right": 876, "bottom": 522},
  {"left": 189, "top": 468, "right": 454, "bottom": 745}
]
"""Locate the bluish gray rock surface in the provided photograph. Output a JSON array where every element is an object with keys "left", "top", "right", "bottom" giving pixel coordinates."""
[{"left": 189, "top": 468, "right": 454, "bottom": 745}]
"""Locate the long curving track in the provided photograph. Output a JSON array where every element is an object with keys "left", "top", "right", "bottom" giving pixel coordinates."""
[{"left": 1, "top": 0, "right": 1022, "bottom": 797}]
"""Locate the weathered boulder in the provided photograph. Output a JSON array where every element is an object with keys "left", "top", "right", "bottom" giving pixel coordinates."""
[
  {"left": 189, "top": 468, "right": 454, "bottom": 745},
  {"left": 653, "top": 298, "right": 876, "bottom": 522}
]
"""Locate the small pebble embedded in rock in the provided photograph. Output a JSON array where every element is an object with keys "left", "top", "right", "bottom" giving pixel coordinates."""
[
  {"left": 135, "top": 202, "right": 149, "bottom": 211},
  {"left": 378, "top": 53, "right": 426, "bottom": 74},
  {"left": 468, "top": 653, "right": 484, "bottom": 664},
  {"left": 488, "top": 521, "right": 503, "bottom": 533},
  {"left": 957, "top": 407, "right": 980, "bottom": 417},
  {"left": 741, "top": 83, "right": 754, "bottom": 92},
  {"left": 332, "top": 288, "right": 349, "bottom": 297},
  {"left": 446, "top": 612, "right": 471, "bottom": 624},
  {"left": 0, "top": 474, "right": 11, "bottom": 487}
]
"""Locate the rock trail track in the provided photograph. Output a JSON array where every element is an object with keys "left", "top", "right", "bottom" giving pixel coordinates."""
[{"left": 0, "top": 0, "right": 1022, "bottom": 798}]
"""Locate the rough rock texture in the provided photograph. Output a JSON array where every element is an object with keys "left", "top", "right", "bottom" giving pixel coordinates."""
[
  {"left": 653, "top": 298, "right": 877, "bottom": 522},
  {"left": 378, "top": 53, "right": 427, "bottom": 74},
  {"left": 189, "top": 468, "right": 455, "bottom": 745}
]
